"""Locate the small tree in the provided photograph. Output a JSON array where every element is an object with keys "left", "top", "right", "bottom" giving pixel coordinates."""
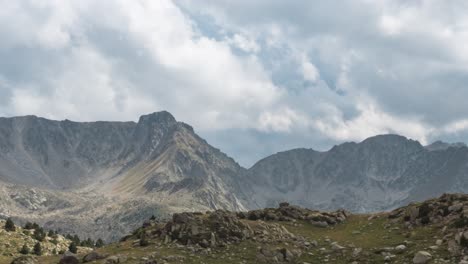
[
  {"left": 139, "top": 232, "right": 149, "bottom": 247},
  {"left": 33, "top": 227, "right": 46, "bottom": 242},
  {"left": 32, "top": 222, "right": 40, "bottom": 230},
  {"left": 5, "top": 218, "right": 16, "bottom": 232},
  {"left": 95, "top": 238, "right": 104, "bottom": 248},
  {"left": 33, "top": 242, "right": 42, "bottom": 256},
  {"left": 150, "top": 215, "right": 156, "bottom": 221},
  {"left": 47, "top": 230, "right": 54, "bottom": 237},
  {"left": 68, "top": 242, "right": 78, "bottom": 254},
  {"left": 52, "top": 248, "right": 57, "bottom": 255},
  {"left": 19, "top": 244, "right": 30, "bottom": 255},
  {"left": 72, "top": 234, "right": 81, "bottom": 245},
  {"left": 24, "top": 222, "right": 34, "bottom": 230}
]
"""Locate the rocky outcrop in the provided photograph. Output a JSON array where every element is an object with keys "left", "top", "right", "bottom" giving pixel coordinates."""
[
  {"left": 154, "top": 210, "right": 253, "bottom": 248},
  {"left": 238, "top": 202, "right": 348, "bottom": 227},
  {"left": 147, "top": 203, "right": 347, "bottom": 249},
  {"left": 390, "top": 194, "right": 468, "bottom": 259}
]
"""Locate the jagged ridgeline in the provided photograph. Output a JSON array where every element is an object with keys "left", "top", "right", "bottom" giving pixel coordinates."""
[{"left": 1, "top": 111, "right": 468, "bottom": 243}]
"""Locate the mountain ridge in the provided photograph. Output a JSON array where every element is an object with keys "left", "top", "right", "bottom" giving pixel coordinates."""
[{"left": 1, "top": 111, "right": 468, "bottom": 241}]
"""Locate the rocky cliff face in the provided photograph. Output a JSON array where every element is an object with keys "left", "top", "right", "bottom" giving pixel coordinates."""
[
  {"left": 243, "top": 135, "right": 468, "bottom": 212},
  {"left": 0, "top": 111, "right": 246, "bottom": 241}
]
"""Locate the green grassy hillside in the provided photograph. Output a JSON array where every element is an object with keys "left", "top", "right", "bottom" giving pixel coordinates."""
[{"left": 4, "top": 194, "right": 468, "bottom": 264}]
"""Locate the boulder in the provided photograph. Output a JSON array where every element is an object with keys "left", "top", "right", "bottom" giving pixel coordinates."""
[
  {"left": 59, "top": 256, "right": 80, "bottom": 264},
  {"left": 331, "top": 242, "right": 345, "bottom": 251},
  {"left": 10, "top": 256, "right": 37, "bottom": 264},
  {"left": 394, "top": 244, "right": 406, "bottom": 253},
  {"left": 106, "top": 255, "right": 127, "bottom": 264},
  {"left": 83, "top": 251, "right": 107, "bottom": 262},
  {"left": 413, "top": 251, "right": 432, "bottom": 264}
]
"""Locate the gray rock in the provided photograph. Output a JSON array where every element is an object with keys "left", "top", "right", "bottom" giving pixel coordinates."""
[
  {"left": 413, "top": 251, "right": 432, "bottom": 264},
  {"left": 10, "top": 256, "right": 37, "bottom": 264}
]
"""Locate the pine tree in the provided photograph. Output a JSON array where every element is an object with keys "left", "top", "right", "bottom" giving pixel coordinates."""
[
  {"left": 139, "top": 232, "right": 149, "bottom": 247},
  {"left": 72, "top": 234, "right": 81, "bottom": 245},
  {"left": 68, "top": 242, "right": 78, "bottom": 254},
  {"left": 47, "top": 230, "right": 54, "bottom": 237},
  {"left": 150, "top": 215, "right": 156, "bottom": 220},
  {"left": 33, "top": 242, "right": 42, "bottom": 256},
  {"left": 24, "top": 222, "right": 34, "bottom": 230},
  {"left": 5, "top": 218, "right": 16, "bottom": 232},
  {"left": 19, "top": 244, "right": 30, "bottom": 255},
  {"left": 33, "top": 227, "right": 46, "bottom": 242},
  {"left": 32, "top": 222, "right": 40, "bottom": 230},
  {"left": 52, "top": 248, "right": 57, "bottom": 255},
  {"left": 95, "top": 238, "right": 104, "bottom": 248}
]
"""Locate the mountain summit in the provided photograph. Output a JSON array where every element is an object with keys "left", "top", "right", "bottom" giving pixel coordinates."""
[
  {"left": 242, "top": 134, "right": 468, "bottom": 212},
  {"left": 0, "top": 112, "right": 246, "bottom": 241},
  {"left": 1, "top": 112, "right": 468, "bottom": 241}
]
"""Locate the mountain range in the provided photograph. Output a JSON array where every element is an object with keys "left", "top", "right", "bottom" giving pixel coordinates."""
[{"left": 0, "top": 111, "right": 467, "bottom": 241}]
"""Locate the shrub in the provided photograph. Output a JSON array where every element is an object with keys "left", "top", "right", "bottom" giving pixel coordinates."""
[
  {"left": 68, "top": 242, "right": 78, "bottom": 254},
  {"left": 24, "top": 222, "right": 34, "bottom": 230},
  {"left": 33, "top": 227, "right": 46, "bottom": 242},
  {"left": 420, "top": 216, "right": 430, "bottom": 225},
  {"left": 33, "top": 242, "right": 42, "bottom": 256},
  {"left": 95, "top": 238, "right": 104, "bottom": 248},
  {"left": 5, "top": 218, "right": 16, "bottom": 232},
  {"left": 139, "top": 233, "right": 149, "bottom": 247},
  {"left": 19, "top": 244, "right": 30, "bottom": 255},
  {"left": 418, "top": 203, "right": 431, "bottom": 218}
]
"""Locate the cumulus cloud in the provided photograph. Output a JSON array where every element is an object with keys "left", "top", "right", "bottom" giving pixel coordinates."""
[{"left": 2, "top": 0, "right": 468, "bottom": 166}]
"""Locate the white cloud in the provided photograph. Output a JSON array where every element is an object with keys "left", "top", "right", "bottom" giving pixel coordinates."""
[
  {"left": 10, "top": 45, "right": 155, "bottom": 121},
  {"left": 300, "top": 58, "right": 319, "bottom": 82},
  {"left": 379, "top": 15, "right": 403, "bottom": 36},
  {"left": 313, "top": 100, "right": 431, "bottom": 144},
  {"left": 257, "top": 108, "right": 306, "bottom": 133},
  {"left": 0, "top": 0, "right": 287, "bottom": 132},
  {"left": 3, "top": 0, "right": 468, "bottom": 165},
  {"left": 225, "top": 33, "right": 260, "bottom": 53}
]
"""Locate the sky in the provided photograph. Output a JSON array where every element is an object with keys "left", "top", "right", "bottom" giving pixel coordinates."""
[{"left": 1, "top": 0, "right": 468, "bottom": 167}]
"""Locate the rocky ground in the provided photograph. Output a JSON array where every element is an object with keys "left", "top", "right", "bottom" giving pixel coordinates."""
[
  {"left": 0, "top": 219, "right": 92, "bottom": 261},
  {"left": 6, "top": 194, "right": 468, "bottom": 263}
]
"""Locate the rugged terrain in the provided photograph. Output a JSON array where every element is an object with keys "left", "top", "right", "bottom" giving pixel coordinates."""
[
  {"left": 1, "top": 111, "right": 468, "bottom": 241},
  {"left": 243, "top": 135, "right": 468, "bottom": 212},
  {"left": 5, "top": 193, "right": 468, "bottom": 264},
  {"left": 0, "top": 112, "right": 247, "bottom": 241}
]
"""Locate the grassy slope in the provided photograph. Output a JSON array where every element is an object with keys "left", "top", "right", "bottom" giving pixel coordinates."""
[{"left": 1, "top": 213, "right": 455, "bottom": 264}]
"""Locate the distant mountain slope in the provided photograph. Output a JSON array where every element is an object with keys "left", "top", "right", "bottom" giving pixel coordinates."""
[
  {"left": 0, "top": 112, "right": 247, "bottom": 241},
  {"left": 2, "top": 111, "right": 468, "bottom": 241},
  {"left": 243, "top": 134, "right": 468, "bottom": 212}
]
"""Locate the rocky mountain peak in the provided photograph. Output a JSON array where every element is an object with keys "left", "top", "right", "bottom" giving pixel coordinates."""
[
  {"left": 425, "top": 140, "right": 467, "bottom": 151},
  {"left": 359, "top": 134, "right": 423, "bottom": 149},
  {"left": 137, "top": 111, "right": 177, "bottom": 126}
]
